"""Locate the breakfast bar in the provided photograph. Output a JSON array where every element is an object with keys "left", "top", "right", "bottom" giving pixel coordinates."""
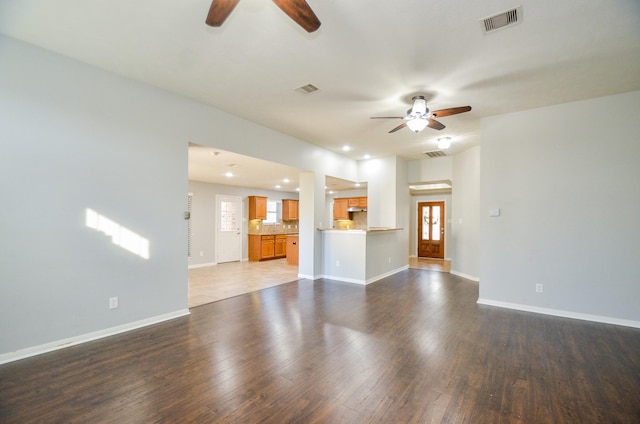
[{"left": 318, "top": 227, "right": 407, "bottom": 285}]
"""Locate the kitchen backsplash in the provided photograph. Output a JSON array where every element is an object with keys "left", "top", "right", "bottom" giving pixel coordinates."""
[
  {"left": 333, "top": 211, "right": 367, "bottom": 230},
  {"left": 248, "top": 220, "right": 299, "bottom": 235}
]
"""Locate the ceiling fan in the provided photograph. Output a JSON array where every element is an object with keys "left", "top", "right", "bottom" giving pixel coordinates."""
[
  {"left": 371, "top": 96, "right": 472, "bottom": 133},
  {"left": 206, "top": 0, "right": 321, "bottom": 33}
]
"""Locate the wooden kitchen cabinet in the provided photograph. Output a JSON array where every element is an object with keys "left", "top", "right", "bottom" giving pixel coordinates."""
[
  {"left": 286, "top": 235, "right": 299, "bottom": 266},
  {"left": 347, "top": 198, "right": 360, "bottom": 207},
  {"left": 333, "top": 197, "right": 367, "bottom": 220},
  {"left": 261, "top": 235, "right": 275, "bottom": 259},
  {"left": 248, "top": 234, "right": 261, "bottom": 261},
  {"left": 248, "top": 196, "right": 267, "bottom": 220},
  {"left": 249, "top": 234, "right": 287, "bottom": 261},
  {"left": 275, "top": 234, "right": 287, "bottom": 258},
  {"left": 333, "top": 198, "right": 349, "bottom": 220},
  {"left": 282, "top": 199, "right": 299, "bottom": 221}
]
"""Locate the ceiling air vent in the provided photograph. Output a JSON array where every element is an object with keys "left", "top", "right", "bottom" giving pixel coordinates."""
[
  {"left": 423, "top": 150, "right": 447, "bottom": 158},
  {"left": 295, "top": 83, "right": 319, "bottom": 95},
  {"left": 480, "top": 6, "right": 522, "bottom": 33}
]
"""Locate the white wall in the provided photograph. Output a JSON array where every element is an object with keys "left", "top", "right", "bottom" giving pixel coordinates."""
[
  {"left": 359, "top": 156, "right": 401, "bottom": 228},
  {"left": 0, "top": 35, "right": 358, "bottom": 358},
  {"left": 0, "top": 36, "right": 189, "bottom": 356},
  {"left": 394, "top": 157, "right": 411, "bottom": 257},
  {"left": 407, "top": 156, "right": 453, "bottom": 183},
  {"left": 451, "top": 146, "right": 480, "bottom": 280},
  {"left": 479, "top": 91, "right": 640, "bottom": 325}
]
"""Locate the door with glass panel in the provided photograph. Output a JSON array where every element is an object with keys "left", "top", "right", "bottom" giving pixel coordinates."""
[
  {"left": 216, "top": 195, "right": 242, "bottom": 263},
  {"left": 417, "top": 201, "right": 445, "bottom": 259}
]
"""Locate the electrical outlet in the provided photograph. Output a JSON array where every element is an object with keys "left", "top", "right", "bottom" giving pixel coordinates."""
[
  {"left": 109, "top": 297, "right": 119, "bottom": 309},
  {"left": 388, "top": 257, "right": 391, "bottom": 263},
  {"left": 535, "top": 284, "right": 543, "bottom": 293}
]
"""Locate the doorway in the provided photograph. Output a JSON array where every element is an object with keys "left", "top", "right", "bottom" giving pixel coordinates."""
[
  {"left": 417, "top": 201, "right": 445, "bottom": 259},
  {"left": 216, "top": 194, "right": 242, "bottom": 263}
]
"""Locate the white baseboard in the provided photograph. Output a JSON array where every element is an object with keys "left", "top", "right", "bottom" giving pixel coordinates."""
[
  {"left": 0, "top": 309, "right": 191, "bottom": 365},
  {"left": 477, "top": 299, "right": 640, "bottom": 329},
  {"left": 298, "top": 274, "right": 322, "bottom": 280},
  {"left": 188, "top": 262, "right": 217, "bottom": 269},
  {"left": 450, "top": 270, "right": 479, "bottom": 282},
  {"left": 321, "top": 275, "right": 367, "bottom": 285},
  {"left": 322, "top": 265, "right": 409, "bottom": 286},
  {"left": 366, "top": 265, "right": 409, "bottom": 285}
]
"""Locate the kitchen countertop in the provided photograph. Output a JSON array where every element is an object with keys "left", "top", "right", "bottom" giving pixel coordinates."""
[
  {"left": 248, "top": 232, "right": 299, "bottom": 236},
  {"left": 317, "top": 227, "right": 403, "bottom": 233}
]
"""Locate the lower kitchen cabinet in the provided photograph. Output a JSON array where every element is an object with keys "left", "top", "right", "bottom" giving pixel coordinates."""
[
  {"left": 275, "top": 235, "right": 287, "bottom": 258},
  {"left": 249, "top": 234, "right": 288, "bottom": 261},
  {"left": 286, "top": 235, "right": 299, "bottom": 266},
  {"left": 261, "top": 235, "right": 275, "bottom": 259}
]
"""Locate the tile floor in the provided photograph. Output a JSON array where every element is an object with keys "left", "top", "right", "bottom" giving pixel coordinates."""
[{"left": 188, "top": 257, "right": 450, "bottom": 308}]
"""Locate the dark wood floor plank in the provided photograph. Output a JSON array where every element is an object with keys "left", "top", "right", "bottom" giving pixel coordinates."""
[{"left": 2, "top": 269, "right": 640, "bottom": 423}]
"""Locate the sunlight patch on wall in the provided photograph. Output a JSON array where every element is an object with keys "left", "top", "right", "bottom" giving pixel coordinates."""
[{"left": 85, "top": 208, "right": 150, "bottom": 259}]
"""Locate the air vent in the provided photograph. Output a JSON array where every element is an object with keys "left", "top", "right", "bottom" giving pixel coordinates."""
[
  {"left": 294, "top": 83, "right": 319, "bottom": 94},
  {"left": 423, "top": 150, "right": 447, "bottom": 158},
  {"left": 481, "top": 6, "right": 522, "bottom": 33}
]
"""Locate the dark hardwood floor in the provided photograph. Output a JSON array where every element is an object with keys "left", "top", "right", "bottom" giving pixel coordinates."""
[{"left": 2, "top": 269, "right": 640, "bottom": 423}]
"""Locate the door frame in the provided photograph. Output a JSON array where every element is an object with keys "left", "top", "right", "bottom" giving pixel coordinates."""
[{"left": 416, "top": 200, "right": 447, "bottom": 259}]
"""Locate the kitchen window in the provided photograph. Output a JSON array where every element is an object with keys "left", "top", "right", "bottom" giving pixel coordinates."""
[{"left": 263, "top": 201, "right": 281, "bottom": 224}]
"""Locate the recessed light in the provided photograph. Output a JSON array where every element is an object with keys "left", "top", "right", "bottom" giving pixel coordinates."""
[
  {"left": 276, "top": 185, "right": 281, "bottom": 189},
  {"left": 342, "top": 145, "right": 350, "bottom": 151},
  {"left": 296, "top": 188, "right": 300, "bottom": 192},
  {"left": 364, "top": 154, "right": 371, "bottom": 159},
  {"left": 437, "top": 137, "right": 452, "bottom": 149},
  {"left": 283, "top": 178, "right": 290, "bottom": 183},
  {"left": 355, "top": 183, "right": 361, "bottom": 187},
  {"left": 329, "top": 190, "right": 334, "bottom": 194},
  {"left": 225, "top": 172, "right": 233, "bottom": 177}
]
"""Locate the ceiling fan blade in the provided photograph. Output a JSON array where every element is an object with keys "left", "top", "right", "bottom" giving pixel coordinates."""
[
  {"left": 272, "top": 0, "right": 321, "bottom": 33},
  {"left": 370, "top": 116, "right": 405, "bottom": 120},
  {"left": 389, "top": 122, "right": 408, "bottom": 133},
  {"left": 428, "top": 118, "right": 445, "bottom": 130},
  {"left": 431, "top": 106, "right": 472, "bottom": 118},
  {"left": 206, "top": 0, "right": 240, "bottom": 26}
]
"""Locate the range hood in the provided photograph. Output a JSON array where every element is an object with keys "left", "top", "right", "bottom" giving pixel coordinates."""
[{"left": 347, "top": 206, "right": 367, "bottom": 212}]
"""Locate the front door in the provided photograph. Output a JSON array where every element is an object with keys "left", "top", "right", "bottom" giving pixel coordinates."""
[
  {"left": 418, "top": 201, "right": 445, "bottom": 259},
  {"left": 216, "top": 195, "right": 242, "bottom": 263}
]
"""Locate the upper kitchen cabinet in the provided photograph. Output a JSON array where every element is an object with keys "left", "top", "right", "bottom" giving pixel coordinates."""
[
  {"left": 282, "top": 199, "right": 299, "bottom": 221},
  {"left": 333, "top": 197, "right": 368, "bottom": 220},
  {"left": 333, "top": 198, "right": 349, "bottom": 220},
  {"left": 248, "top": 196, "right": 267, "bottom": 220},
  {"left": 347, "top": 198, "right": 360, "bottom": 207}
]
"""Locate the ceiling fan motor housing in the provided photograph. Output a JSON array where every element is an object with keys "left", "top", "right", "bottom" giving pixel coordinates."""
[{"left": 410, "top": 96, "right": 428, "bottom": 117}]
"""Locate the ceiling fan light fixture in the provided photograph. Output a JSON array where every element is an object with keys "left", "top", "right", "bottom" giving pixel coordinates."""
[
  {"left": 437, "top": 137, "right": 452, "bottom": 149},
  {"left": 407, "top": 118, "right": 428, "bottom": 132}
]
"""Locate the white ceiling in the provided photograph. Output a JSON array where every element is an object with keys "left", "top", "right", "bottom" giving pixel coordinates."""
[{"left": 2, "top": 0, "right": 639, "bottom": 190}]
